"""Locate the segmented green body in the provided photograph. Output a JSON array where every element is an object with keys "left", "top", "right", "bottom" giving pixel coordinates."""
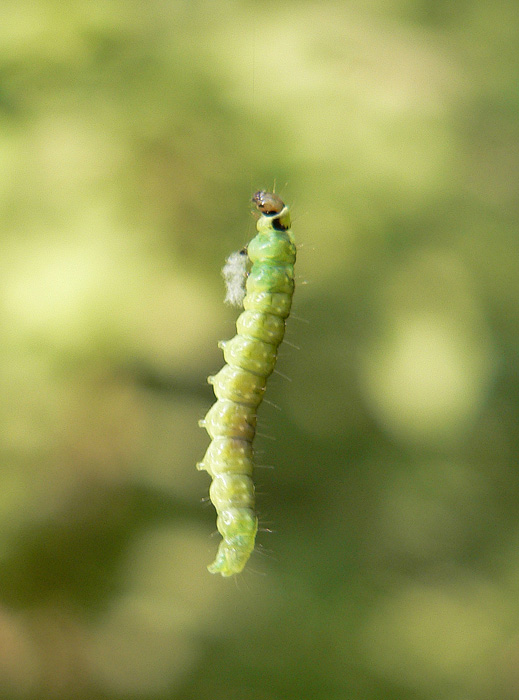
[{"left": 198, "top": 192, "right": 296, "bottom": 576}]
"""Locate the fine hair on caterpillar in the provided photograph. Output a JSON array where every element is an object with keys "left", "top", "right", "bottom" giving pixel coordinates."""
[{"left": 197, "top": 190, "right": 296, "bottom": 577}]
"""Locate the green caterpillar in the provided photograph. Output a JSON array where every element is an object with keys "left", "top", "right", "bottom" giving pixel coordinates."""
[{"left": 197, "top": 191, "right": 296, "bottom": 576}]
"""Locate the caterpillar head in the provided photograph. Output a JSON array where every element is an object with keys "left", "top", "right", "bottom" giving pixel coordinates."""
[
  {"left": 252, "top": 191, "right": 290, "bottom": 232},
  {"left": 252, "top": 191, "right": 285, "bottom": 215}
]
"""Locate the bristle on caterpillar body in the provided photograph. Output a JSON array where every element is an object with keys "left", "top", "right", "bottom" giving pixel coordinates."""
[{"left": 198, "top": 191, "right": 295, "bottom": 576}]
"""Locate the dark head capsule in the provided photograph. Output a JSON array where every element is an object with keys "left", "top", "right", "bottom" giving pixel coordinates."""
[{"left": 252, "top": 191, "right": 285, "bottom": 215}]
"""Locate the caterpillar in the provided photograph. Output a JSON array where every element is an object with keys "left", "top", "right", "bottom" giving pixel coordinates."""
[{"left": 197, "top": 191, "right": 296, "bottom": 576}]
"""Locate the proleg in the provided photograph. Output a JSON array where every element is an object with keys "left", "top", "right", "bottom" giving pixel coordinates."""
[{"left": 198, "top": 191, "right": 296, "bottom": 576}]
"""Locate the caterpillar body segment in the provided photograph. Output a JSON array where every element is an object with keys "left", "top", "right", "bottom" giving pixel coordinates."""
[{"left": 198, "top": 191, "right": 295, "bottom": 576}]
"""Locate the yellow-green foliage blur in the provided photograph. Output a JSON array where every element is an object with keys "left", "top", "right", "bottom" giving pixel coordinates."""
[{"left": 1, "top": 1, "right": 518, "bottom": 698}]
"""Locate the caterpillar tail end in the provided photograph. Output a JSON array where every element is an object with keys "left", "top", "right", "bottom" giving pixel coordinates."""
[
  {"left": 207, "top": 512, "right": 258, "bottom": 577},
  {"left": 207, "top": 539, "right": 254, "bottom": 577}
]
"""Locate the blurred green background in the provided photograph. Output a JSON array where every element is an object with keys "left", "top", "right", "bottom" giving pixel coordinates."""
[{"left": 1, "top": 0, "right": 518, "bottom": 698}]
